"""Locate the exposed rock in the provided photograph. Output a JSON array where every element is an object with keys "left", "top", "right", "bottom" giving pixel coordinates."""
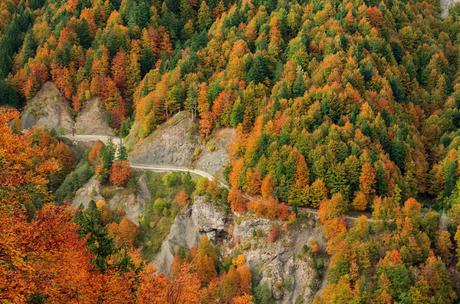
[
  {"left": 128, "top": 112, "right": 235, "bottom": 179},
  {"left": 229, "top": 215, "right": 325, "bottom": 304},
  {"left": 441, "top": 0, "right": 460, "bottom": 17},
  {"left": 75, "top": 98, "right": 114, "bottom": 135},
  {"left": 72, "top": 173, "right": 149, "bottom": 225},
  {"left": 129, "top": 112, "right": 200, "bottom": 167},
  {"left": 153, "top": 195, "right": 324, "bottom": 303},
  {"left": 152, "top": 196, "right": 228, "bottom": 275},
  {"left": 194, "top": 128, "right": 235, "bottom": 178},
  {"left": 151, "top": 209, "right": 201, "bottom": 275},
  {"left": 72, "top": 176, "right": 103, "bottom": 209},
  {"left": 21, "top": 82, "right": 74, "bottom": 133},
  {"left": 108, "top": 193, "right": 139, "bottom": 224},
  {"left": 107, "top": 174, "right": 149, "bottom": 225},
  {"left": 191, "top": 196, "right": 227, "bottom": 242},
  {"left": 137, "top": 173, "right": 151, "bottom": 204}
]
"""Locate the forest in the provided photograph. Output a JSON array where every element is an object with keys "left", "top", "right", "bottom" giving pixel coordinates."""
[{"left": 1, "top": 0, "right": 460, "bottom": 303}]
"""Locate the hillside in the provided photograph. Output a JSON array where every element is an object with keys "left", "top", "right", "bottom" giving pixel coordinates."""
[
  {"left": 2, "top": 0, "right": 459, "bottom": 208},
  {"left": 1, "top": 0, "right": 460, "bottom": 303}
]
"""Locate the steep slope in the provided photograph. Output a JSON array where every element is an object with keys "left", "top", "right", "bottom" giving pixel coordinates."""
[
  {"left": 21, "top": 82, "right": 73, "bottom": 133},
  {"left": 75, "top": 98, "right": 114, "bottom": 136},
  {"left": 153, "top": 196, "right": 325, "bottom": 303},
  {"left": 128, "top": 111, "right": 200, "bottom": 167},
  {"left": 128, "top": 111, "right": 235, "bottom": 178},
  {"left": 129, "top": 0, "right": 460, "bottom": 214}
]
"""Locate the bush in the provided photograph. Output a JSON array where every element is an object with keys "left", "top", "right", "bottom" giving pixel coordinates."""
[
  {"left": 88, "top": 140, "right": 105, "bottom": 164},
  {"left": 254, "top": 282, "right": 274, "bottom": 304},
  {"left": 153, "top": 198, "right": 170, "bottom": 214},
  {"left": 109, "top": 160, "right": 131, "bottom": 187},
  {"left": 181, "top": 173, "right": 195, "bottom": 195},
  {"left": 55, "top": 160, "right": 94, "bottom": 203},
  {"left": 268, "top": 225, "right": 280, "bottom": 243},
  {"left": 162, "top": 172, "right": 180, "bottom": 187},
  {"left": 194, "top": 177, "right": 208, "bottom": 196}
]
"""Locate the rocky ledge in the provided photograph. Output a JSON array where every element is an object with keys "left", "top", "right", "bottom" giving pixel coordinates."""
[{"left": 152, "top": 195, "right": 326, "bottom": 303}]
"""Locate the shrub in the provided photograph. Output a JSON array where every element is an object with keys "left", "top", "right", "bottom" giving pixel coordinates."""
[
  {"left": 107, "top": 216, "right": 138, "bottom": 247},
  {"left": 176, "top": 190, "right": 188, "bottom": 205},
  {"left": 310, "top": 239, "right": 320, "bottom": 254},
  {"left": 194, "top": 177, "right": 208, "bottom": 196},
  {"left": 162, "top": 172, "right": 179, "bottom": 187},
  {"left": 153, "top": 198, "right": 170, "bottom": 214},
  {"left": 254, "top": 282, "right": 274, "bottom": 304},
  {"left": 109, "top": 160, "right": 131, "bottom": 187},
  {"left": 88, "top": 140, "right": 105, "bottom": 164}
]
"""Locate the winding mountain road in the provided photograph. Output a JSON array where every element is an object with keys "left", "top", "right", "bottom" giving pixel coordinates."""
[
  {"left": 64, "top": 134, "right": 230, "bottom": 189},
  {"left": 64, "top": 134, "right": 369, "bottom": 222}
]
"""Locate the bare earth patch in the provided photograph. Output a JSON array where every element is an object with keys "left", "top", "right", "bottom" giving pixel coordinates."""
[
  {"left": 21, "top": 82, "right": 74, "bottom": 134},
  {"left": 128, "top": 111, "right": 234, "bottom": 179},
  {"left": 128, "top": 112, "right": 200, "bottom": 167},
  {"left": 75, "top": 98, "right": 114, "bottom": 136}
]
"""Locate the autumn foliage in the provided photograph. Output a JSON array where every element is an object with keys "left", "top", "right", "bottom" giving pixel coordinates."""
[
  {"left": 108, "top": 216, "right": 138, "bottom": 247},
  {"left": 88, "top": 140, "right": 105, "bottom": 164},
  {"left": 3, "top": 0, "right": 460, "bottom": 301},
  {"left": 109, "top": 160, "right": 132, "bottom": 187},
  {"left": 0, "top": 109, "right": 252, "bottom": 303}
]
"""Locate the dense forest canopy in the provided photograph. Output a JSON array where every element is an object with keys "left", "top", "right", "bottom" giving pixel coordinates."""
[
  {"left": 1, "top": 0, "right": 460, "bottom": 302},
  {"left": 1, "top": 0, "right": 459, "bottom": 208}
]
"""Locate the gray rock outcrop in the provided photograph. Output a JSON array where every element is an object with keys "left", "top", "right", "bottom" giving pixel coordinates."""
[
  {"left": 75, "top": 98, "right": 114, "bottom": 135},
  {"left": 128, "top": 112, "right": 235, "bottom": 180},
  {"left": 129, "top": 112, "right": 200, "bottom": 167},
  {"left": 151, "top": 196, "right": 228, "bottom": 275},
  {"left": 231, "top": 216, "right": 324, "bottom": 303},
  {"left": 191, "top": 196, "right": 227, "bottom": 241},
  {"left": 21, "top": 82, "right": 74, "bottom": 133},
  {"left": 152, "top": 197, "right": 325, "bottom": 303},
  {"left": 72, "top": 176, "right": 104, "bottom": 209},
  {"left": 441, "top": 0, "right": 460, "bottom": 17},
  {"left": 72, "top": 174, "right": 149, "bottom": 225},
  {"left": 194, "top": 128, "right": 235, "bottom": 177}
]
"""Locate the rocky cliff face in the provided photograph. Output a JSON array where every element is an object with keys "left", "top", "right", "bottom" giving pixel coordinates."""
[
  {"left": 69, "top": 159, "right": 324, "bottom": 303},
  {"left": 75, "top": 98, "right": 114, "bottom": 136},
  {"left": 152, "top": 196, "right": 325, "bottom": 303},
  {"left": 441, "top": 0, "right": 460, "bottom": 17},
  {"left": 194, "top": 128, "right": 235, "bottom": 177},
  {"left": 128, "top": 112, "right": 200, "bottom": 167},
  {"left": 22, "top": 82, "right": 114, "bottom": 135},
  {"left": 72, "top": 173, "right": 149, "bottom": 225},
  {"left": 128, "top": 112, "right": 234, "bottom": 179},
  {"left": 21, "top": 82, "right": 74, "bottom": 133},
  {"left": 151, "top": 196, "right": 228, "bottom": 275},
  {"left": 230, "top": 216, "right": 324, "bottom": 303}
]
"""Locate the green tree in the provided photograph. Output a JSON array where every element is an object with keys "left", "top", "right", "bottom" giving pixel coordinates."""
[
  {"left": 253, "top": 282, "right": 274, "bottom": 304},
  {"left": 74, "top": 201, "right": 117, "bottom": 271},
  {"left": 444, "top": 161, "right": 457, "bottom": 196},
  {"left": 230, "top": 97, "right": 244, "bottom": 127},
  {"left": 77, "top": 19, "right": 92, "bottom": 49},
  {"left": 198, "top": 1, "right": 212, "bottom": 31},
  {"left": 375, "top": 162, "right": 387, "bottom": 196},
  {"left": 186, "top": 82, "right": 198, "bottom": 120},
  {"left": 292, "top": 71, "right": 305, "bottom": 97},
  {"left": 22, "top": 31, "right": 36, "bottom": 64}
]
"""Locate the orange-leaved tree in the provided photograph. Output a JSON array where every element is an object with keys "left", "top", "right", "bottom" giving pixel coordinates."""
[{"left": 109, "top": 160, "right": 132, "bottom": 187}]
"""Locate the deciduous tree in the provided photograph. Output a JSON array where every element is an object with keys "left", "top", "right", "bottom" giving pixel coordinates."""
[{"left": 109, "top": 160, "right": 132, "bottom": 187}]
